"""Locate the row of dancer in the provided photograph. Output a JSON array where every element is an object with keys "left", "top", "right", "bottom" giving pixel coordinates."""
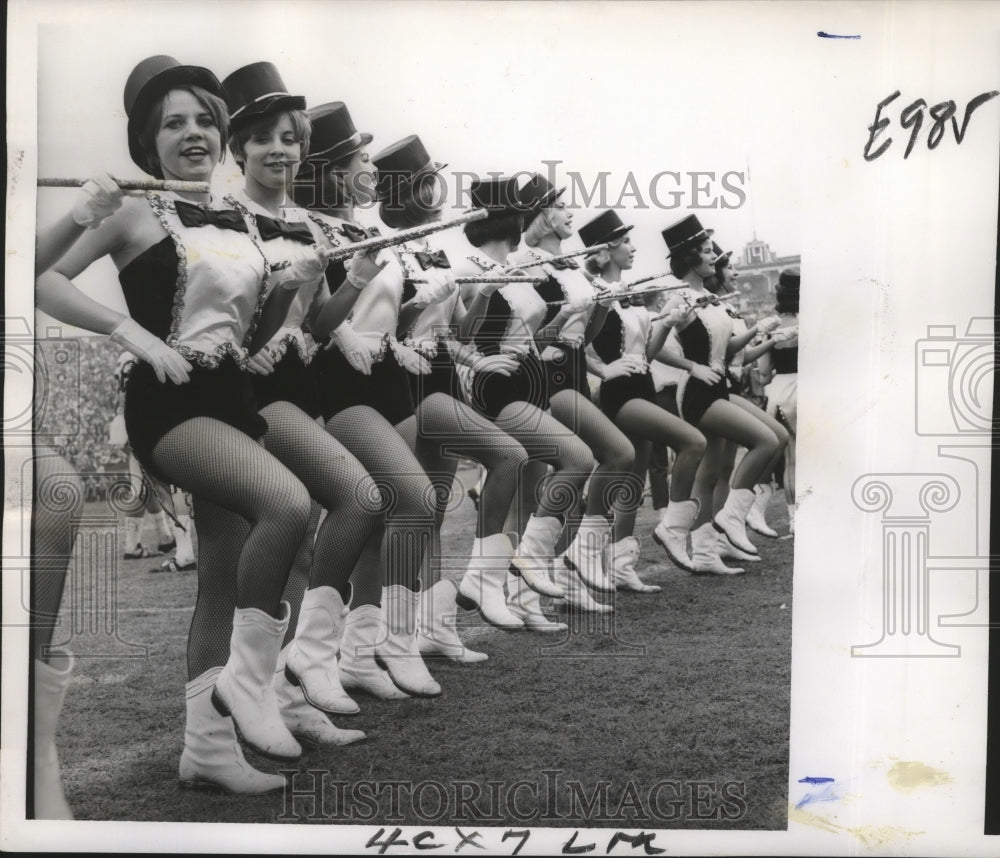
[{"left": 30, "top": 53, "right": 790, "bottom": 812}]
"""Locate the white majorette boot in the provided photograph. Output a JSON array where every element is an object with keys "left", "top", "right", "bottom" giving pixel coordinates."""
[
  {"left": 712, "top": 487, "right": 759, "bottom": 556},
  {"left": 554, "top": 562, "right": 614, "bottom": 613},
  {"left": 418, "top": 578, "right": 488, "bottom": 663},
  {"left": 559, "top": 514, "right": 615, "bottom": 593},
  {"left": 606, "top": 536, "right": 661, "bottom": 593},
  {"left": 274, "top": 649, "right": 366, "bottom": 748},
  {"left": 172, "top": 513, "right": 197, "bottom": 567},
  {"left": 652, "top": 498, "right": 699, "bottom": 572},
  {"left": 691, "top": 523, "right": 745, "bottom": 575},
  {"left": 284, "top": 586, "right": 360, "bottom": 715},
  {"left": 786, "top": 502, "right": 795, "bottom": 537},
  {"left": 33, "top": 649, "right": 74, "bottom": 818},
  {"left": 179, "top": 666, "right": 286, "bottom": 794},
  {"left": 717, "top": 532, "right": 761, "bottom": 563},
  {"left": 212, "top": 601, "right": 302, "bottom": 761},
  {"left": 746, "top": 483, "right": 778, "bottom": 537},
  {"left": 377, "top": 585, "right": 442, "bottom": 698},
  {"left": 510, "top": 515, "right": 567, "bottom": 598},
  {"left": 457, "top": 533, "right": 525, "bottom": 629},
  {"left": 338, "top": 605, "right": 411, "bottom": 700},
  {"left": 506, "top": 569, "right": 568, "bottom": 632}
]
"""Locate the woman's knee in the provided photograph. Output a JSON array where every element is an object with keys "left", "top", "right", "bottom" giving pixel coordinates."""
[
  {"left": 601, "top": 437, "right": 635, "bottom": 474},
  {"left": 263, "top": 473, "right": 312, "bottom": 530},
  {"left": 35, "top": 455, "right": 85, "bottom": 521},
  {"left": 561, "top": 436, "right": 596, "bottom": 475},
  {"left": 753, "top": 426, "right": 781, "bottom": 459},
  {"left": 376, "top": 472, "right": 435, "bottom": 521},
  {"left": 682, "top": 431, "right": 708, "bottom": 458}
]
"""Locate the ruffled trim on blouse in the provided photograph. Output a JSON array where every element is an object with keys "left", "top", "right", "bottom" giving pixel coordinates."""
[{"left": 147, "top": 192, "right": 265, "bottom": 370}]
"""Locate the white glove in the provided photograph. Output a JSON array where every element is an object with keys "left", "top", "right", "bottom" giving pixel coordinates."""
[
  {"left": 392, "top": 340, "right": 432, "bottom": 375},
  {"left": 245, "top": 348, "right": 277, "bottom": 375},
  {"left": 563, "top": 291, "right": 597, "bottom": 314},
  {"left": 326, "top": 322, "right": 375, "bottom": 375},
  {"left": 756, "top": 315, "right": 782, "bottom": 335},
  {"left": 657, "top": 304, "right": 695, "bottom": 327},
  {"left": 602, "top": 355, "right": 645, "bottom": 380},
  {"left": 345, "top": 249, "right": 389, "bottom": 290},
  {"left": 72, "top": 172, "right": 125, "bottom": 228},
  {"left": 539, "top": 344, "right": 563, "bottom": 362},
  {"left": 269, "top": 245, "right": 334, "bottom": 292},
  {"left": 410, "top": 274, "right": 455, "bottom": 308},
  {"left": 109, "top": 317, "right": 191, "bottom": 385},
  {"left": 471, "top": 353, "right": 520, "bottom": 377},
  {"left": 770, "top": 326, "right": 799, "bottom": 345}
]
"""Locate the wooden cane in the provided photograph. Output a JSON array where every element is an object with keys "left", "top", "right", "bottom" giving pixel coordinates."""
[{"left": 327, "top": 209, "right": 489, "bottom": 261}]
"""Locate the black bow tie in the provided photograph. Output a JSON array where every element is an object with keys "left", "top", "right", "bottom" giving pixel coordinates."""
[
  {"left": 255, "top": 215, "right": 315, "bottom": 244},
  {"left": 174, "top": 200, "right": 248, "bottom": 233},
  {"left": 548, "top": 257, "right": 579, "bottom": 270},
  {"left": 338, "top": 222, "right": 380, "bottom": 242},
  {"left": 414, "top": 249, "right": 451, "bottom": 270}
]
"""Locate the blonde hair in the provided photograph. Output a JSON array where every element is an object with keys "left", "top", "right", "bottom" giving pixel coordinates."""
[{"left": 523, "top": 207, "right": 556, "bottom": 247}]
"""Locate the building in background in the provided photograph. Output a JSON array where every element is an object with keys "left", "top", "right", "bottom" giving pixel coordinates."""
[{"left": 733, "top": 237, "right": 800, "bottom": 321}]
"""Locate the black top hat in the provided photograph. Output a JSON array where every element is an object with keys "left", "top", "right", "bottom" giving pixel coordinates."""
[
  {"left": 469, "top": 176, "right": 522, "bottom": 213},
  {"left": 372, "top": 135, "right": 446, "bottom": 201},
  {"left": 302, "top": 102, "right": 373, "bottom": 165},
  {"left": 123, "top": 55, "right": 225, "bottom": 176},
  {"left": 578, "top": 210, "right": 634, "bottom": 248},
  {"left": 661, "top": 214, "right": 714, "bottom": 257},
  {"left": 222, "top": 62, "right": 305, "bottom": 127},
  {"left": 517, "top": 173, "right": 565, "bottom": 227},
  {"left": 777, "top": 268, "right": 800, "bottom": 294},
  {"left": 711, "top": 240, "right": 733, "bottom": 268}
]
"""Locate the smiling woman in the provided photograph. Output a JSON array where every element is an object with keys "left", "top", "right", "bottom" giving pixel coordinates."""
[
  {"left": 31, "top": 54, "right": 354, "bottom": 800},
  {"left": 138, "top": 89, "right": 227, "bottom": 182}
]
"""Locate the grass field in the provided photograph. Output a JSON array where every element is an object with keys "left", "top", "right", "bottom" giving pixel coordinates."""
[{"left": 47, "top": 463, "right": 793, "bottom": 829}]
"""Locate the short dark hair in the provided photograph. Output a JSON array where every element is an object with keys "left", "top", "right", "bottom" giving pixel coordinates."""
[
  {"left": 379, "top": 172, "right": 439, "bottom": 230},
  {"left": 228, "top": 109, "right": 312, "bottom": 171},
  {"left": 138, "top": 85, "right": 230, "bottom": 179},
  {"left": 775, "top": 291, "right": 799, "bottom": 314},
  {"left": 464, "top": 211, "right": 523, "bottom": 248},
  {"left": 669, "top": 244, "right": 702, "bottom": 279}
]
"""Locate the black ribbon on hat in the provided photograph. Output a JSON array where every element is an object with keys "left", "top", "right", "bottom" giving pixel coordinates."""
[
  {"left": 414, "top": 249, "right": 451, "bottom": 270},
  {"left": 338, "top": 222, "right": 380, "bottom": 242},
  {"left": 175, "top": 200, "right": 248, "bottom": 233},
  {"left": 255, "top": 215, "right": 315, "bottom": 244},
  {"left": 549, "top": 257, "right": 579, "bottom": 271}
]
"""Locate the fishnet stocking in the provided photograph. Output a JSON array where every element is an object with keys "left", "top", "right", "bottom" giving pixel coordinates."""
[
  {"left": 30, "top": 450, "right": 83, "bottom": 662},
  {"left": 325, "top": 406, "right": 436, "bottom": 602},
  {"left": 151, "top": 417, "right": 311, "bottom": 614},
  {"left": 186, "top": 495, "right": 244, "bottom": 679},
  {"left": 414, "top": 392, "right": 527, "bottom": 538},
  {"left": 493, "top": 402, "right": 594, "bottom": 534},
  {"left": 259, "top": 401, "right": 381, "bottom": 599}
]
